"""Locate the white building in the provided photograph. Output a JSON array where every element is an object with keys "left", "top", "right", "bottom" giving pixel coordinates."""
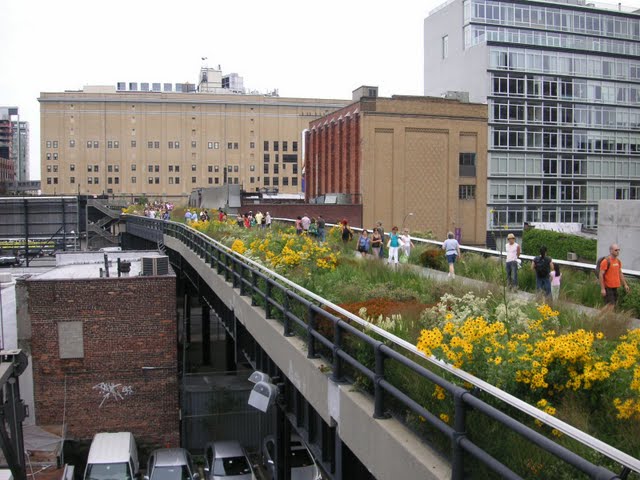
[{"left": 425, "top": 0, "right": 640, "bottom": 236}]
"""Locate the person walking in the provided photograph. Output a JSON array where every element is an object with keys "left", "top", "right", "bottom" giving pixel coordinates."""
[
  {"left": 599, "top": 243, "right": 631, "bottom": 307},
  {"left": 387, "top": 226, "right": 404, "bottom": 267},
  {"left": 340, "top": 219, "right": 353, "bottom": 244},
  {"left": 532, "top": 245, "right": 554, "bottom": 298},
  {"left": 357, "top": 230, "right": 371, "bottom": 257},
  {"left": 317, "top": 215, "right": 326, "bottom": 242},
  {"left": 370, "top": 228, "right": 383, "bottom": 258},
  {"left": 295, "top": 216, "right": 303, "bottom": 235},
  {"left": 400, "top": 228, "right": 415, "bottom": 259},
  {"left": 265, "top": 212, "right": 272, "bottom": 228},
  {"left": 550, "top": 263, "right": 562, "bottom": 302},
  {"left": 376, "top": 222, "right": 385, "bottom": 259},
  {"left": 505, "top": 233, "right": 521, "bottom": 290},
  {"left": 442, "top": 232, "right": 461, "bottom": 278}
]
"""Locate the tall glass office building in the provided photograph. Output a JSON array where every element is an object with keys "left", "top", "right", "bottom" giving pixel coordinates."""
[{"left": 425, "top": 0, "right": 640, "bottom": 234}]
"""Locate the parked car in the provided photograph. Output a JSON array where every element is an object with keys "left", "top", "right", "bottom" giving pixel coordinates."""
[
  {"left": 0, "top": 255, "right": 23, "bottom": 267},
  {"left": 203, "top": 441, "right": 256, "bottom": 480},
  {"left": 145, "top": 448, "right": 198, "bottom": 480},
  {"left": 84, "top": 432, "right": 140, "bottom": 480},
  {"left": 262, "top": 434, "right": 321, "bottom": 480}
]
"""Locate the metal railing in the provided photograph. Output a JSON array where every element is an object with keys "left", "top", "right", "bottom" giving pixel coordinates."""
[{"left": 124, "top": 215, "right": 639, "bottom": 479}]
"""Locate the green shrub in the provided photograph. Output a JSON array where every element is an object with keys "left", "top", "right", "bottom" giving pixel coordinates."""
[
  {"left": 419, "top": 247, "right": 446, "bottom": 270},
  {"left": 522, "top": 228, "right": 597, "bottom": 262}
]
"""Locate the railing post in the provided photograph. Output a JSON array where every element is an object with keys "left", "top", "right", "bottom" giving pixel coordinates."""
[
  {"left": 251, "top": 271, "right": 258, "bottom": 306},
  {"left": 217, "top": 250, "right": 223, "bottom": 274},
  {"left": 373, "top": 343, "right": 388, "bottom": 419},
  {"left": 224, "top": 254, "right": 231, "bottom": 282},
  {"left": 307, "top": 304, "right": 317, "bottom": 359},
  {"left": 452, "top": 389, "right": 468, "bottom": 480},
  {"left": 283, "top": 290, "right": 292, "bottom": 337},
  {"left": 232, "top": 259, "right": 240, "bottom": 289},
  {"left": 265, "top": 281, "right": 273, "bottom": 319},
  {"left": 239, "top": 263, "right": 246, "bottom": 296},
  {"left": 332, "top": 321, "right": 344, "bottom": 382}
]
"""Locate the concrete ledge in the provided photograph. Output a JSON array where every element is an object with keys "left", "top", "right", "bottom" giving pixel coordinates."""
[{"left": 165, "top": 235, "right": 451, "bottom": 480}]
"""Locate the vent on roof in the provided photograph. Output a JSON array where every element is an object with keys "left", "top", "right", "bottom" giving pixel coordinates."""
[{"left": 141, "top": 256, "right": 169, "bottom": 276}]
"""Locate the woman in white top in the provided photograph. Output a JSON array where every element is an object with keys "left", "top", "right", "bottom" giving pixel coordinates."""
[
  {"left": 399, "top": 229, "right": 415, "bottom": 259},
  {"left": 550, "top": 263, "right": 562, "bottom": 301},
  {"left": 505, "top": 233, "right": 521, "bottom": 290}
]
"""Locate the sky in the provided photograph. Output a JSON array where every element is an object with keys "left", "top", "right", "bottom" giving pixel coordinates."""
[
  {"left": 0, "top": 0, "right": 438, "bottom": 181},
  {"left": 2, "top": 0, "right": 640, "bottom": 181}
]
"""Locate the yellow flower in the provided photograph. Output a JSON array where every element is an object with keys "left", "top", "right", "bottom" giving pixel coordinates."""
[{"left": 439, "top": 413, "right": 450, "bottom": 423}]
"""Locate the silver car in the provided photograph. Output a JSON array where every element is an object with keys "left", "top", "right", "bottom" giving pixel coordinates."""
[
  {"left": 145, "top": 448, "right": 198, "bottom": 480},
  {"left": 203, "top": 441, "right": 256, "bottom": 480},
  {"left": 262, "top": 435, "right": 321, "bottom": 480}
]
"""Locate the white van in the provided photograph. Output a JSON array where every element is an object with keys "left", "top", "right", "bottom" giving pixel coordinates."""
[{"left": 84, "top": 432, "right": 140, "bottom": 480}]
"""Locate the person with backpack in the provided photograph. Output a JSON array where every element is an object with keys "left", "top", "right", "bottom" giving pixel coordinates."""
[
  {"left": 599, "top": 243, "right": 630, "bottom": 306},
  {"left": 550, "top": 263, "right": 562, "bottom": 302},
  {"left": 531, "top": 245, "right": 554, "bottom": 298}
]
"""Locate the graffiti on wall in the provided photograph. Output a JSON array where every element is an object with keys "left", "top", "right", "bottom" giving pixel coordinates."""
[{"left": 93, "top": 382, "right": 134, "bottom": 407}]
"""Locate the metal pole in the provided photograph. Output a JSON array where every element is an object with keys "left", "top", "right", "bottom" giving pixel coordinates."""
[{"left": 23, "top": 199, "right": 29, "bottom": 267}]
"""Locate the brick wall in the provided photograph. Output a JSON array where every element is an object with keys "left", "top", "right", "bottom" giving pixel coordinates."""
[{"left": 27, "top": 275, "right": 178, "bottom": 447}]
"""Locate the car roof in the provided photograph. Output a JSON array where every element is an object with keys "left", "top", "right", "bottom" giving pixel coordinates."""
[
  {"left": 87, "top": 432, "right": 134, "bottom": 464},
  {"left": 153, "top": 448, "right": 189, "bottom": 467},
  {"left": 211, "top": 440, "right": 245, "bottom": 458}
]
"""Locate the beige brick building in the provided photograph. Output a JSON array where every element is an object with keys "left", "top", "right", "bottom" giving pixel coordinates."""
[
  {"left": 306, "top": 89, "right": 488, "bottom": 244},
  {"left": 39, "top": 86, "right": 348, "bottom": 199}
]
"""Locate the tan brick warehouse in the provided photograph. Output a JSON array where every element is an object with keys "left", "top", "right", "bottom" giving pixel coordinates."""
[{"left": 306, "top": 88, "right": 488, "bottom": 245}]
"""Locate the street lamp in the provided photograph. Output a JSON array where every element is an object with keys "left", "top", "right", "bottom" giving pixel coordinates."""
[{"left": 402, "top": 212, "right": 414, "bottom": 230}]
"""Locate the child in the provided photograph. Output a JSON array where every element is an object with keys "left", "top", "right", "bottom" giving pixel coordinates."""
[{"left": 550, "top": 263, "right": 562, "bottom": 301}]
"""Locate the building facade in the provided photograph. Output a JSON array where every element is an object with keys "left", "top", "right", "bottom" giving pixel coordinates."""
[
  {"left": 425, "top": 0, "right": 640, "bottom": 232},
  {"left": 1, "top": 107, "right": 29, "bottom": 187},
  {"left": 22, "top": 252, "right": 178, "bottom": 447},
  {"left": 39, "top": 86, "right": 348, "bottom": 199},
  {"left": 305, "top": 89, "right": 488, "bottom": 244}
]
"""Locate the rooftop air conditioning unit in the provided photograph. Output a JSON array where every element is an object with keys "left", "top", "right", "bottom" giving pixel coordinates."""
[{"left": 141, "top": 256, "right": 169, "bottom": 276}]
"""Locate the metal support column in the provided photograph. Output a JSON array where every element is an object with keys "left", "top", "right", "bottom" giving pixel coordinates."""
[{"left": 202, "top": 303, "right": 211, "bottom": 366}]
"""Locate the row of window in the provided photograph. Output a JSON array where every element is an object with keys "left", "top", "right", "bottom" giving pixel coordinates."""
[
  {"left": 492, "top": 128, "right": 640, "bottom": 154},
  {"left": 489, "top": 181, "right": 640, "bottom": 204},
  {"left": 50, "top": 139, "right": 298, "bottom": 152},
  {"left": 490, "top": 154, "right": 640, "bottom": 179},
  {"left": 489, "top": 47, "right": 640, "bottom": 82},
  {"left": 490, "top": 101, "right": 640, "bottom": 130},
  {"left": 491, "top": 74, "right": 640, "bottom": 106},
  {"left": 465, "top": 25, "right": 640, "bottom": 57},
  {"left": 465, "top": 0, "right": 640, "bottom": 40},
  {"left": 46, "top": 176, "right": 300, "bottom": 187},
  {"left": 489, "top": 206, "right": 600, "bottom": 229}
]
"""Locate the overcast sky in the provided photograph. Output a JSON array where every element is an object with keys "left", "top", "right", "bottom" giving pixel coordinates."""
[{"left": 2, "top": 0, "right": 639, "bottom": 181}]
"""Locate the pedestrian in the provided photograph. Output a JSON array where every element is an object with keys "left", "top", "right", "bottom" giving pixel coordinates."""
[
  {"left": 255, "top": 211, "right": 263, "bottom": 227},
  {"left": 505, "top": 233, "right": 521, "bottom": 290},
  {"left": 400, "top": 228, "right": 415, "bottom": 259},
  {"left": 218, "top": 209, "right": 225, "bottom": 222},
  {"left": 357, "top": 230, "right": 371, "bottom": 257},
  {"left": 442, "top": 232, "right": 461, "bottom": 278},
  {"left": 340, "top": 219, "right": 353, "bottom": 244},
  {"left": 295, "top": 216, "right": 303, "bottom": 235},
  {"left": 265, "top": 212, "right": 272, "bottom": 228},
  {"left": 532, "top": 245, "right": 554, "bottom": 299},
  {"left": 376, "top": 222, "right": 385, "bottom": 259},
  {"left": 370, "top": 228, "right": 383, "bottom": 258},
  {"left": 550, "top": 263, "right": 562, "bottom": 302},
  {"left": 301, "top": 213, "right": 311, "bottom": 233},
  {"left": 185, "top": 209, "right": 192, "bottom": 224},
  {"left": 599, "top": 243, "right": 631, "bottom": 307},
  {"left": 387, "top": 226, "right": 404, "bottom": 266},
  {"left": 308, "top": 218, "right": 318, "bottom": 237},
  {"left": 317, "top": 215, "right": 326, "bottom": 242}
]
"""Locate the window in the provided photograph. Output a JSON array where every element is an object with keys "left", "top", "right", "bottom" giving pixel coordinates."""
[
  {"left": 208, "top": 165, "right": 213, "bottom": 173},
  {"left": 88, "top": 177, "right": 93, "bottom": 184},
  {"left": 264, "top": 164, "right": 269, "bottom": 174},
  {"left": 214, "top": 142, "right": 219, "bottom": 149},
  {"left": 93, "top": 141, "right": 99, "bottom": 148},
  {"left": 175, "top": 177, "right": 180, "bottom": 184},
  {"left": 69, "top": 139, "right": 75, "bottom": 148},
  {"left": 53, "top": 178, "right": 58, "bottom": 184},
  {"left": 70, "top": 164, "right": 75, "bottom": 171},
  {"left": 192, "top": 164, "right": 197, "bottom": 172},
  {"left": 250, "top": 177, "right": 255, "bottom": 183},
  {"left": 292, "top": 177, "right": 298, "bottom": 186},
  {"left": 264, "top": 141, "right": 269, "bottom": 151},
  {"left": 293, "top": 141, "right": 298, "bottom": 152},
  {"left": 70, "top": 177, "right": 75, "bottom": 184},
  {"left": 208, "top": 142, "right": 213, "bottom": 149},
  {"left": 88, "top": 165, "right": 93, "bottom": 172},
  {"left": 94, "top": 165, "right": 99, "bottom": 172},
  {"left": 169, "top": 141, "right": 174, "bottom": 149},
  {"left": 274, "top": 141, "right": 279, "bottom": 151},
  {"left": 154, "top": 141, "right": 160, "bottom": 148},
  {"left": 283, "top": 177, "right": 289, "bottom": 186},
  {"left": 94, "top": 177, "right": 99, "bottom": 184},
  {"left": 233, "top": 142, "right": 238, "bottom": 149},
  {"left": 442, "top": 35, "right": 449, "bottom": 59},
  {"left": 283, "top": 141, "right": 288, "bottom": 151},
  {"left": 87, "top": 141, "right": 93, "bottom": 148},
  {"left": 47, "top": 165, "right": 51, "bottom": 173},
  {"left": 215, "top": 177, "right": 219, "bottom": 184},
  {"left": 459, "top": 185, "right": 476, "bottom": 199},
  {"left": 114, "top": 141, "right": 119, "bottom": 148},
  {"left": 264, "top": 153, "right": 270, "bottom": 162},
  {"left": 228, "top": 142, "right": 233, "bottom": 149},
  {"left": 250, "top": 142, "right": 255, "bottom": 149},
  {"left": 108, "top": 177, "right": 113, "bottom": 185},
  {"left": 131, "top": 164, "right": 136, "bottom": 171},
  {"left": 233, "top": 165, "right": 238, "bottom": 173},
  {"left": 192, "top": 177, "right": 197, "bottom": 183},
  {"left": 154, "top": 165, "right": 160, "bottom": 172},
  {"left": 459, "top": 153, "right": 477, "bottom": 176},
  {"left": 155, "top": 177, "right": 160, "bottom": 184},
  {"left": 250, "top": 165, "right": 255, "bottom": 172},
  {"left": 191, "top": 141, "right": 197, "bottom": 148},
  {"left": 108, "top": 165, "right": 113, "bottom": 173},
  {"left": 148, "top": 141, "right": 153, "bottom": 148},
  {"left": 53, "top": 141, "right": 58, "bottom": 148},
  {"left": 293, "top": 165, "right": 298, "bottom": 174},
  {"left": 131, "top": 177, "right": 136, "bottom": 183},
  {"left": 274, "top": 164, "right": 279, "bottom": 174},
  {"left": 131, "top": 140, "right": 136, "bottom": 147},
  {"left": 53, "top": 165, "right": 58, "bottom": 172},
  {"left": 214, "top": 165, "right": 219, "bottom": 172},
  {"left": 46, "top": 141, "right": 52, "bottom": 148},
  {"left": 148, "top": 165, "right": 153, "bottom": 172},
  {"left": 273, "top": 177, "right": 279, "bottom": 186},
  {"left": 148, "top": 177, "right": 153, "bottom": 184},
  {"left": 169, "top": 177, "right": 174, "bottom": 184},
  {"left": 46, "top": 153, "right": 51, "bottom": 160},
  {"left": 227, "top": 165, "right": 232, "bottom": 172},
  {"left": 169, "top": 165, "right": 174, "bottom": 172},
  {"left": 175, "top": 141, "right": 180, "bottom": 149},
  {"left": 108, "top": 141, "right": 113, "bottom": 148},
  {"left": 53, "top": 153, "right": 58, "bottom": 160},
  {"left": 264, "top": 177, "right": 270, "bottom": 186}
]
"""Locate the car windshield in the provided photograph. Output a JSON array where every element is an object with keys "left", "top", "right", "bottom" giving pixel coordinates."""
[
  {"left": 212, "top": 456, "right": 251, "bottom": 476},
  {"left": 289, "top": 449, "right": 314, "bottom": 469},
  {"left": 150, "top": 466, "right": 191, "bottom": 480},
  {"left": 86, "top": 463, "right": 132, "bottom": 480}
]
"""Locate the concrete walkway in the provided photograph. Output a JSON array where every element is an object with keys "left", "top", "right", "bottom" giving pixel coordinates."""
[{"left": 407, "top": 263, "right": 640, "bottom": 329}]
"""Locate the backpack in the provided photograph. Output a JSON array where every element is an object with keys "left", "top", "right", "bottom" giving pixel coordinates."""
[
  {"left": 594, "top": 256, "right": 610, "bottom": 279},
  {"left": 534, "top": 256, "right": 551, "bottom": 278},
  {"left": 308, "top": 223, "right": 318, "bottom": 235}
]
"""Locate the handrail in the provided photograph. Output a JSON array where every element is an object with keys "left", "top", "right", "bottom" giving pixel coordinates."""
[{"left": 124, "top": 215, "right": 640, "bottom": 475}]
